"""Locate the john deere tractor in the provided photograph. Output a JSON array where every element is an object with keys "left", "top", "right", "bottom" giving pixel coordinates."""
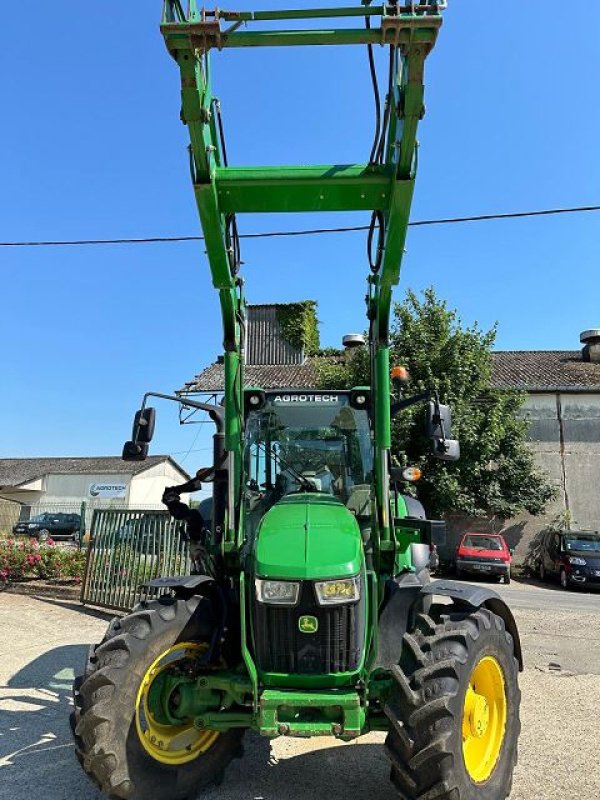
[{"left": 71, "top": 4, "right": 522, "bottom": 800}]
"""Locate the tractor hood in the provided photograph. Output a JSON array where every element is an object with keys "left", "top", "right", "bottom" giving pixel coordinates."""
[{"left": 254, "top": 493, "right": 363, "bottom": 580}]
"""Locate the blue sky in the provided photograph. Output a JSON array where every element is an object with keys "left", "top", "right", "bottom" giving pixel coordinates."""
[{"left": 1, "top": 2, "right": 599, "bottom": 469}]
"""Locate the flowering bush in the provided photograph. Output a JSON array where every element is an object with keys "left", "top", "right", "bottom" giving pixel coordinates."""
[{"left": 0, "top": 537, "right": 86, "bottom": 582}]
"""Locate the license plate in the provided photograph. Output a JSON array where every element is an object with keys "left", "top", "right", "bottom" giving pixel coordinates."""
[{"left": 475, "top": 564, "right": 492, "bottom": 571}]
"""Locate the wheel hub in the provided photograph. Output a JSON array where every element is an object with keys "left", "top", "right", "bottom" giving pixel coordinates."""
[
  {"left": 463, "top": 688, "right": 490, "bottom": 739},
  {"left": 462, "top": 655, "right": 507, "bottom": 783},
  {"left": 135, "top": 642, "right": 220, "bottom": 765}
]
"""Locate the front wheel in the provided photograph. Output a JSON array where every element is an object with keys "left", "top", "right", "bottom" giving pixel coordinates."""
[
  {"left": 385, "top": 606, "right": 520, "bottom": 800},
  {"left": 71, "top": 595, "right": 244, "bottom": 800},
  {"left": 504, "top": 569, "right": 511, "bottom": 585},
  {"left": 38, "top": 528, "right": 50, "bottom": 542},
  {"left": 560, "top": 568, "right": 569, "bottom": 590}
]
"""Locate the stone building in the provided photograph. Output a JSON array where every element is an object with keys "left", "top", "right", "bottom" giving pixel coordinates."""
[{"left": 471, "top": 331, "right": 600, "bottom": 560}]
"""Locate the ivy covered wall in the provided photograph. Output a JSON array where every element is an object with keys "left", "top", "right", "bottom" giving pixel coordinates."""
[{"left": 275, "top": 301, "right": 320, "bottom": 356}]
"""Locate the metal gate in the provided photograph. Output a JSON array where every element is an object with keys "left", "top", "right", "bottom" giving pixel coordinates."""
[{"left": 80, "top": 509, "right": 191, "bottom": 611}]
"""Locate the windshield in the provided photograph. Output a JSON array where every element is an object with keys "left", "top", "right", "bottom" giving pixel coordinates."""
[
  {"left": 463, "top": 535, "right": 504, "bottom": 551},
  {"left": 30, "top": 514, "right": 54, "bottom": 522},
  {"left": 565, "top": 533, "right": 600, "bottom": 553},
  {"left": 244, "top": 392, "right": 373, "bottom": 510}
]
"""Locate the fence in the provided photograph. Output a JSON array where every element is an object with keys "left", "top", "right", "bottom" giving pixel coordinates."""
[
  {"left": 80, "top": 509, "right": 191, "bottom": 611},
  {"left": 0, "top": 500, "right": 21, "bottom": 536}
]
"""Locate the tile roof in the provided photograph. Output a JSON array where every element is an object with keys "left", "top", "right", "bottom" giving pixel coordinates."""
[
  {"left": 182, "top": 350, "right": 600, "bottom": 394},
  {"left": 490, "top": 351, "right": 600, "bottom": 391},
  {"left": 0, "top": 456, "right": 189, "bottom": 489},
  {"left": 180, "top": 361, "right": 321, "bottom": 393}
]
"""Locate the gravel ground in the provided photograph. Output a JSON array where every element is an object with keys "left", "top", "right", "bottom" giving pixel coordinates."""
[{"left": 0, "top": 591, "right": 599, "bottom": 800}]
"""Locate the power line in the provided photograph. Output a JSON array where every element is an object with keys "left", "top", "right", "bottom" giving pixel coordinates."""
[
  {"left": 169, "top": 447, "right": 212, "bottom": 455},
  {"left": 1, "top": 203, "right": 599, "bottom": 249}
]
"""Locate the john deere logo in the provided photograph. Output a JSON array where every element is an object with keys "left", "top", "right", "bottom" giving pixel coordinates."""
[{"left": 298, "top": 615, "right": 318, "bottom": 634}]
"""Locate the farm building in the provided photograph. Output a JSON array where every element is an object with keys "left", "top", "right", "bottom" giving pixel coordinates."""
[{"left": 0, "top": 456, "right": 190, "bottom": 532}]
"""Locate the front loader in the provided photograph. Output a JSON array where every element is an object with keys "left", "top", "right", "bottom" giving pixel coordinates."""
[{"left": 72, "top": 4, "right": 522, "bottom": 800}]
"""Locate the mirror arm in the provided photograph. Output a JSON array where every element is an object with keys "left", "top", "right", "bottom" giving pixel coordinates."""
[
  {"left": 390, "top": 391, "right": 431, "bottom": 418},
  {"left": 139, "top": 392, "right": 225, "bottom": 433}
]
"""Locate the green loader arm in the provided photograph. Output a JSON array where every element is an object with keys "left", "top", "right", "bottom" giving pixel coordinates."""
[{"left": 161, "top": 1, "right": 444, "bottom": 546}]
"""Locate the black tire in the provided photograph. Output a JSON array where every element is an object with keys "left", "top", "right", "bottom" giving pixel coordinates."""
[
  {"left": 504, "top": 570, "right": 511, "bottom": 585},
  {"left": 384, "top": 606, "right": 520, "bottom": 800},
  {"left": 38, "top": 528, "right": 50, "bottom": 542},
  {"left": 71, "top": 595, "right": 244, "bottom": 800},
  {"left": 539, "top": 562, "right": 546, "bottom": 582}
]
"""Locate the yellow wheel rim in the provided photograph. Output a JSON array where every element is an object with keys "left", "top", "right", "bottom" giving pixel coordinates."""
[
  {"left": 462, "top": 655, "right": 507, "bottom": 783},
  {"left": 135, "top": 642, "right": 220, "bottom": 765}
]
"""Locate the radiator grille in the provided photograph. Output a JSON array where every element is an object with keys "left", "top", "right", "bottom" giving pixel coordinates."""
[{"left": 253, "top": 580, "right": 364, "bottom": 674}]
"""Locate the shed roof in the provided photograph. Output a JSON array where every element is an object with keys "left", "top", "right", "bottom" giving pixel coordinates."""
[{"left": 0, "top": 456, "right": 190, "bottom": 489}]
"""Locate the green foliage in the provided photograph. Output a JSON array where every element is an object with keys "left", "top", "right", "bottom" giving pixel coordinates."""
[
  {"left": 317, "top": 287, "right": 555, "bottom": 520},
  {"left": 0, "top": 536, "right": 86, "bottom": 582},
  {"left": 314, "top": 346, "right": 369, "bottom": 390},
  {"left": 276, "top": 301, "right": 320, "bottom": 355}
]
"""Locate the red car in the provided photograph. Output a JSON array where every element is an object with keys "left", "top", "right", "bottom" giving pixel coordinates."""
[{"left": 455, "top": 532, "right": 512, "bottom": 584}]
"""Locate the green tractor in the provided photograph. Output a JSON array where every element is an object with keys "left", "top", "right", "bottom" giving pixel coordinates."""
[{"left": 71, "top": 4, "right": 522, "bottom": 800}]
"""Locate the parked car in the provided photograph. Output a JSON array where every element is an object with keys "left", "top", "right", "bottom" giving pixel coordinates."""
[
  {"left": 455, "top": 532, "right": 512, "bottom": 583},
  {"left": 12, "top": 512, "right": 81, "bottom": 542},
  {"left": 536, "top": 529, "right": 600, "bottom": 589}
]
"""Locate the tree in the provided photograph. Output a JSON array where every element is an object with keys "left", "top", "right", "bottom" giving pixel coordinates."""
[{"left": 317, "top": 288, "right": 555, "bottom": 520}]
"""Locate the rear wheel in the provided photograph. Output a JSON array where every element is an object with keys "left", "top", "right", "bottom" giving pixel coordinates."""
[
  {"left": 504, "top": 570, "right": 511, "bottom": 585},
  {"left": 384, "top": 606, "right": 520, "bottom": 800},
  {"left": 71, "top": 595, "right": 244, "bottom": 800}
]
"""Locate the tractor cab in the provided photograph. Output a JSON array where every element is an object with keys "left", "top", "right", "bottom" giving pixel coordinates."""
[{"left": 243, "top": 389, "right": 373, "bottom": 523}]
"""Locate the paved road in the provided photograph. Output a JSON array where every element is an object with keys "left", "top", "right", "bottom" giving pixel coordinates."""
[
  {"left": 466, "top": 575, "right": 600, "bottom": 612},
  {"left": 1, "top": 589, "right": 599, "bottom": 800}
]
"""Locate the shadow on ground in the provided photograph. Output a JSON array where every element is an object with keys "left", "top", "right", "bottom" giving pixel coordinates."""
[
  {"left": 210, "top": 734, "right": 395, "bottom": 800},
  {"left": 0, "top": 644, "right": 103, "bottom": 799},
  {"left": 27, "top": 594, "right": 119, "bottom": 621}
]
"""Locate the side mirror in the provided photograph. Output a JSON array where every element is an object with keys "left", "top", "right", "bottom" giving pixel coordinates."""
[
  {"left": 427, "top": 401, "right": 459, "bottom": 461},
  {"left": 122, "top": 406, "right": 155, "bottom": 461},
  {"left": 426, "top": 401, "right": 452, "bottom": 439},
  {"left": 432, "top": 437, "right": 460, "bottom": 461},
  {"left": 133, "top": 407, "right": 156, "bottom": 444},
  {"left": 122, "top": 441, "right": 149, "bottom": 461}
]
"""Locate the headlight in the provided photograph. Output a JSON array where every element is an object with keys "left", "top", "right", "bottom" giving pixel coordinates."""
[
  {"left": 314, "top": 576, "right": 360, "bottom": 606},
  {"left": 569, "top": 556, "right": 587, "bottom": 566},
  {"left": 28, "top": 524, "right": 37, "bottom": 529},
  {"left": 255, "top": 578, "right": 300, "bottom": 606}
]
